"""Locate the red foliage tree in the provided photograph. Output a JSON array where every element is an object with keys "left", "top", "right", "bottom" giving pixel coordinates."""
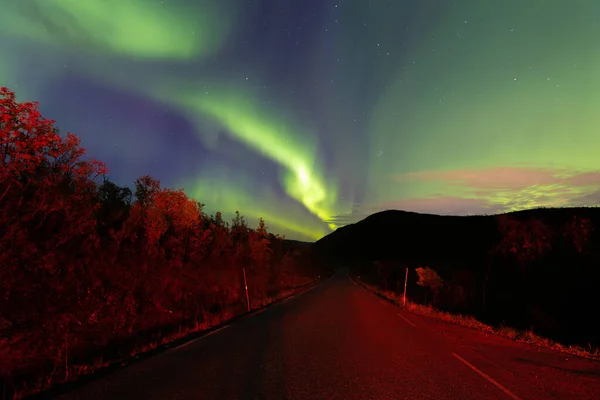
[
  {"left": 249, "top": 218, "right": 272, "bottom": 266},
  {"left": 563, "top": 215, "right": 594, "bottom": 254},
  {"left": 493, "top": 215, "right": 554, "bottom": 277},
  {"left": 0, "top": 87, "right": 107, "bottom": 362},
  {"left": 0, "top": 87, "right": 106, "bottom": 274}
]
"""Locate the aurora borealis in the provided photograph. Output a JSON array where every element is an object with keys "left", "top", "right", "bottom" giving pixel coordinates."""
[{"left": 1, "top": 1, "right": 599, "bottom": 241}]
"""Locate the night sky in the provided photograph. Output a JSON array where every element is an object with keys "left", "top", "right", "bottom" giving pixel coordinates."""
[{"left": 1, "top": 1, "right": 600, "bottom": 241}]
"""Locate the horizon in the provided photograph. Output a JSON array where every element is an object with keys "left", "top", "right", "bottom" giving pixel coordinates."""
[{"left": 313, "top": 205, "right": 600, "bottom": 242}]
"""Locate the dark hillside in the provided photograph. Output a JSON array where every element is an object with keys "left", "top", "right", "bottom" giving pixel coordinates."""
[
  {"left": 315, "top": 210, "right": 497, "bottom": 266},
  {"left": 313, "top": 207, "right": 600, "bottom": 347}
]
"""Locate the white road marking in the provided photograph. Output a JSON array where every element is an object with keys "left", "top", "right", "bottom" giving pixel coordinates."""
[
  {"left": 353, "top": 277, "right": 417, "bottom": 328},
  {"left": 452, "top": 353, "right": 522, "bottom": 400},
  {"left": 397, "top": 312, "right": 417, "bottom": 327}
]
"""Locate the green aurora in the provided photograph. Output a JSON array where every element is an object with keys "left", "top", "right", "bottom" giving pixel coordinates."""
[{"left": 1, "top": 0, "right": 599, "bottom": 240}]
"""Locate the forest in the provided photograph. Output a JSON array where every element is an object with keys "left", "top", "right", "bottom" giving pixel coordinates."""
[{"left": 0, "top": 87, "right": 330, "bottom": 398}]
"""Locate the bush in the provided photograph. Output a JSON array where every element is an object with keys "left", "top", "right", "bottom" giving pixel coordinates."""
[{"left": 415, "top": 266, "right": 443, "bottom": 305}]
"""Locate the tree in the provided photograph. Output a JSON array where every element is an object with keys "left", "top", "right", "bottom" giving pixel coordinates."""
[
  {"left": 249, "top": 218, "right": 272, "bottom": 267},
  {"left": 493, "top": 215, "right": 554, "bottom": 278},
  {"left": 206, "top": 213, "right": 231, "bottom": 261},
  {"left": 374, "top": 260, "right": 395, "bottom": 291},
  {"left": 482, "top": 215, "right": 555, "bottom": 313},
  {"left": 230, "top": 210, "right": 250, "bottom": 265},
  {"left": 0, "top": 87, "right": 106, "bottom": 338},
  {"left": 134, "top": 175, "right": 160, "bottom": 206},
  {"left": 0, "top": 87, "right": 107, "bottom": 267},
  {"left": 231, "top": 211, "right": 248, "bottom": 240},
  {"left": 213, "top": 211, "right": 225, "bottom": 227},
  {"left": 96, "top": 178, "right": 132, "bottom": 234},
  {"left": 563, "top": 215, "right": 594, "bottom": 254},
  {"left": 416, "top": 266, "right": 443, "bottom": 305}
]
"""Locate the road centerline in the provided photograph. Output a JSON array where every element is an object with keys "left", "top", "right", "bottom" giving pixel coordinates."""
[
  {"left": 452, "top": 353, "right": 522, "bottom": 400},
  {"left": 397, "top": 312, "right": 417, "bottom": 327}
]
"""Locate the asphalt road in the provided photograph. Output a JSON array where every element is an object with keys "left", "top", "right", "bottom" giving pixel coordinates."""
[{"left": 57, "top": 271, "right": 600, "bottom": 400}]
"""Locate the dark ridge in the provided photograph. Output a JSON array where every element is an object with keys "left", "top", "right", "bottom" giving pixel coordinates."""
[{"left": 312, "top": 206, "right": 600, "bottom": 348}]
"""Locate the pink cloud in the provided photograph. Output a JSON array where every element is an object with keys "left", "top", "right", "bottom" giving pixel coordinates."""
[
  {"left": 330, "top": 166, "right": 600, "bottom": 226},
  {"left": 570, "top": 189, "right": 600, "bottom": 206},
  {"left": 393, "top": 166, "right": 572, "bottom": 191},
  {"left": 564, "top": 171, "right": 600, "bottom": 186}
]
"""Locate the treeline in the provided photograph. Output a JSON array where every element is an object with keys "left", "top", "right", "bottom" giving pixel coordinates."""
[
  {"left": 315, "top": 209, "right": 600, "bottom": 347},
  {"left": 0, "top": 87, "right": 327, "bottom": 397}
]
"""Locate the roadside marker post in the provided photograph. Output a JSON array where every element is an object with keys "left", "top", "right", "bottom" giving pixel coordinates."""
[
  {"left": 403, "top": 267, "right": 408, "bottom": 308},
  {"left": 243, "top": 268, "right": 250, "bottom": 312}
]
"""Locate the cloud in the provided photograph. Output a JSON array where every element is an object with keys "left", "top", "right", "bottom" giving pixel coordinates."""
[
  {"left": 329, "top": 197, "right": 502, "bottom": 226},
  {"left": 331, "top": 166, "right": 600, "bottom": 226},
  {"left": 569, "top": 189, "right": 600, "bottom": 207},
  {"left": 563, "top": 171, "right": 600, "bottom": 186},
  {"left": 393, "top": 166, "right": 570, "bottom": 191}
]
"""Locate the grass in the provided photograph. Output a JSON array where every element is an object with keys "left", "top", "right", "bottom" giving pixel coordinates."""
[
  {"left": 350, "top": 275, "right": 600, "bottom": 361},
  {"left": 3, "top": 278, "right": 319, "bottom": 400}
]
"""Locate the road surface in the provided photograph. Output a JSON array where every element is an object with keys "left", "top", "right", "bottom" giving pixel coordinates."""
[{"left": 57, "top": 271, "right": 600, "bottom": 400}]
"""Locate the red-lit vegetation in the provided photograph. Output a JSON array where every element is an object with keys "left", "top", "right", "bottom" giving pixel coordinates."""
[
  {"left": 415, "top": 267, "right": 443, "bottom": 305},
  {"left": 0, "top": 88, "right": 327, "bottom": 398}
]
